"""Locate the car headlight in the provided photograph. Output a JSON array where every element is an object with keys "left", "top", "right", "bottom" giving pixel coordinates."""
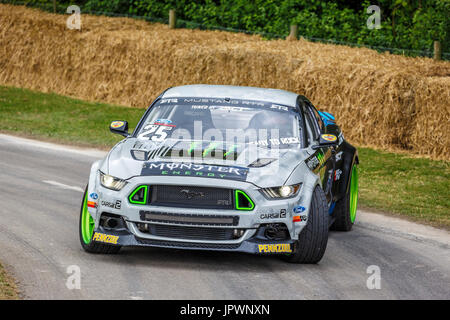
[
  {"left": 260, "top": 184, "right": 301, "bottom": 199},
  {"left": 99, "top": 171, "right": 128, "bottom": 191}
]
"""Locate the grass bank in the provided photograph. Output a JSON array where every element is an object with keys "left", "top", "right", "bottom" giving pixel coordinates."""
[
  {"left": 0, "top": 86, "right": 448, "bottom": 229},
  {"left": 0, "top": 262, "right": 18, "bottom": 300}
]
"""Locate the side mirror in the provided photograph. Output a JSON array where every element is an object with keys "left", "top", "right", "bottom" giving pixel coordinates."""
[
  {"left": 312, "top": 134, "right": 338, "bottom": 149},
  {"left": 110, "top": 121, "right": 129, "bottom": 137}
]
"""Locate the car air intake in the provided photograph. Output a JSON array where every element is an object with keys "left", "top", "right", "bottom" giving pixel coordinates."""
[
  {"left": 143, "top": 224, "right": 239, "bottom": 241},
  {"left": 151, "top": 185, "right": 234, "bottom": 209}
]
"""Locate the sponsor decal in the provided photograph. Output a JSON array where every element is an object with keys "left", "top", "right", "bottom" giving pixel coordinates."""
[
  {"left": 321, "top": 134, "right": 337, "bottom": 142},
  {"left": 305, "top": 151, "right": 325, "bottom": 171},
  {"left": 160, "top": 98, "right": 178, "bottom": 104},
  {"left": 293, "top": 215, "right": 307, "bottom": 222},
  {"left": 101, "top": 200, "right": 121, "bottom": 210},
  {"left": 180, "top": 189, "right": 205, "bottom": 200},
  {"left": 260, "top": 209, "right": 286, "bottom": 219},
  {"left": 325, "top": 169, "right": 333, "bottom": 194},
  {"left": 110, "top": 121, "right": 125, "bottom": 128},
  {"left": 335, "top": 151, "right": 343, "bottom": 162},
  {"left": 293, "top": 206, "right": 306, "bottom": 214},
  {"left": 158, "top": 97, "right": 293, "bottom": 113},
  {"left": 92, "top": 232, "right": 119, "bottom": 245},
  {"left": 334, "top": 169, "right": 342, "bottom": 181},
  {"left": 89, "top": 192, "right": 98, "bottom": 200},
  {"left": 87, "top": 201, "right": 97, "bottom": 208},
  {"left": 338, "top": 133, "right": 344, "bottom": 145},
  {"left": 249, "top": 137, "right": 300, "bottom": 147},
  {"left": 141, "top": 162, "right": 249, "bottom": 181},
  {"left": 260, "top": 213, "right": 280, "bottom": 220},
  {"left": 154, "top": 119, "right": 176, "bottom": 127},
  {"left": 318, "top": 111, "right": 336, "bottom": 127},
  {"left": 258, "top": 244, "right": 292, "bottom": 253}
]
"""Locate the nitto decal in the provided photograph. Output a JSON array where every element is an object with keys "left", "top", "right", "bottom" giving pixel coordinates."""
[
  {"left": 92, "top": 232, "right": 119, "bottom": 245},
  {"left": 293, "top": 206, "right": 306, "bottom": 214},
  {"left": 258, "top": 244, "right": 292, "bottom": 253},
  {"left": 141, "top": 162, "right": 249, "bottom": 181},
  {"left": 89, "top": 193, "right": 98, "bottom": 200}
]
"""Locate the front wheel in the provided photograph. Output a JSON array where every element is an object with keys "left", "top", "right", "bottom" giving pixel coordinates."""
[
  {"left": 79, "top": 187, "right": 121, "bottom": 254},
  {"left": 282, "top": 185, "right": 329, "bottom": 264},
  {"left": 331, "top": 164, "right": 358, "bottom": 231}
]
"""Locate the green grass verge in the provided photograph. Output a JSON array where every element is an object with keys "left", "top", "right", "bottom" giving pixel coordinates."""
[
  {"left": 0, "top": 262, "right": 18, "bottom": 299},
  {"left": 0, "top": 85, "right": 449, "bottom": 229}
]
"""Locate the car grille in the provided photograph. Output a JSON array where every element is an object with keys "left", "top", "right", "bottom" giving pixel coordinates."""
[
  {"left": 150, "top": 185, "right": 234, "bottom": 209},
  {"left": 140, "top": 211, "right": 239, "bottom": 226},
  {"left": 144, "top": 224, "right": 236, "bottom": 241},
  {"left": 135, "top": 237, "right": 242, "bottom": 250}
]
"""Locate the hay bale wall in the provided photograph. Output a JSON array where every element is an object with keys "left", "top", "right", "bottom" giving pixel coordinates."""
[{"left": 0, "top": 5, "right": 449, "bottom": 159}]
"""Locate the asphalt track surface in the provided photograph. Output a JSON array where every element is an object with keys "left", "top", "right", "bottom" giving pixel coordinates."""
[{"left": 0, "top": 134, "right": 449, "bottom": 300}]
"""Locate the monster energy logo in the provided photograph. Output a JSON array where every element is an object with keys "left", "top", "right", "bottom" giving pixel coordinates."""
[
  {"left": 316, "top": 152, "right": 325, "bottom": 165},
  {"left": 306, "top": 151, "right": 325, "bottom": 170}
]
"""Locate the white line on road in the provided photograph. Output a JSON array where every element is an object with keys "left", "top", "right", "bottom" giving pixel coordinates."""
[{"left": 43, "top": 180, "right": 84, "bottom": 193}]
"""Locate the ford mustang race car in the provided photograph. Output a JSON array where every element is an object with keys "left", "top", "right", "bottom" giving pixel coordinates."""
[{"left": 79, "top": 85, "right": 358, "bottom": 263}]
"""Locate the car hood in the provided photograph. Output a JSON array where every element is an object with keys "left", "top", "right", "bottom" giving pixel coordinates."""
[{"left": 104, "top": 138, "right": 311, "bottom": 188}]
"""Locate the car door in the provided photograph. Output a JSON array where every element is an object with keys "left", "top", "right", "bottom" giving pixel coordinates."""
[{"left": 303, "top": 100, "right": 336, "bottom": 205}]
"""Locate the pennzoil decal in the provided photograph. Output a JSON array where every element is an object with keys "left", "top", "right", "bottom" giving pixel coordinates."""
[
  {"left": 258, "top": 244, "right": 292, "bottom": 253},
  {"left": 141, "top": 162, "right": 249, "bottom": 181},
  {"left": 92, "top": 232, "right": 119, "bottom": 245},
  {"left": 110, "top": 121, "right": 125, "bottom": 128}
]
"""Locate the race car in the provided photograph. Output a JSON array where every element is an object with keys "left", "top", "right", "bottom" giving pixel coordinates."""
[{"left": 79, "top": 85, "right": 358, "bottom": 263}]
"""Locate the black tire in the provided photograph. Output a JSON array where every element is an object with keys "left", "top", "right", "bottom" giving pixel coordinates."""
[
  {"left": 331, "top": 164, "right": 358, "bottom": 232},
  {"left": 79, "top": 187, "right": 121, "bottom": 254},
  {"left": 282, "top": 185, "right": 329, "bottom": 264}
]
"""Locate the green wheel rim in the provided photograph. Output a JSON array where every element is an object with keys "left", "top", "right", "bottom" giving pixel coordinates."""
[
  {"left": 81, "top": 193, "right": 95, "bottom": 244},
  {"left": 349, "top": 165, "right": 359, "bottom": 223}
]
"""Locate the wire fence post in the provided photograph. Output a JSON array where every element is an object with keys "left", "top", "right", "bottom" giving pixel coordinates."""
[
  {"left": 169, "top": 9, "right": 176, "bottom": 29},
  {"left": 286, "top": 24, "right": 298, "bottom": 41},
  {"left": 53, "top": 0, "right": 56, "bottom": 13},
  {"left": 434, "top": 41, "right": 442, "bottom": 61}
]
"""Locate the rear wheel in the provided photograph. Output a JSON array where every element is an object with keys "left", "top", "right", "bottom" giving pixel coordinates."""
[
  {"left": 79, "top": 187, "right": 121, "bottom": 254},
  {"left": 331, "top": 164, "right": 358, "bottom": 231},
  {"left": 282, "top": 185, "right": 329, "bottom": 264}
]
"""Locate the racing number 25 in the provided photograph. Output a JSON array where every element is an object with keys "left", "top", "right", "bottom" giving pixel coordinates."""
[{"left": 137, "top": 125, "right": 172, "bottom": 142}]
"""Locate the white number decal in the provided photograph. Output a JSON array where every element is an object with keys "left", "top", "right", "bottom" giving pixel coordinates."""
[{"left": 138, "top": 125, "right": 171, "bottom": 141}]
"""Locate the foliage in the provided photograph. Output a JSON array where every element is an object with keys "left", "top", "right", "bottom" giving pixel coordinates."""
[{"left": 79, "top": 0, "right": 450, "bottom": 54}]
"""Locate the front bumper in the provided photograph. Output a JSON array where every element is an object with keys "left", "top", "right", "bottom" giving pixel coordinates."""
[
  {"left": 87, "top": 173, "right": 314, "bottom": 254},
  {"left": 93, "top": 225, "right": 296, "bottom": 254}
]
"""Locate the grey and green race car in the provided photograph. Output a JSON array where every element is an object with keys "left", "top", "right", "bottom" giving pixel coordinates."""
[{"left": 80, "top": 85, "right": 358, "bottom": 263}]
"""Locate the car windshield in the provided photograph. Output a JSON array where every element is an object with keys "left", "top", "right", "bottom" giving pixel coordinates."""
[{"left": 135, "top": 97, "right": 304, "bottom": 149}]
